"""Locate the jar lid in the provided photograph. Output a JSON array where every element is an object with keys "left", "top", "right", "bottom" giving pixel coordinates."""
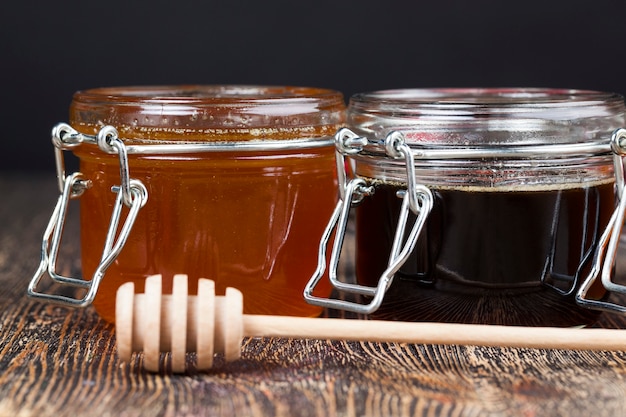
[
  {"left": 70, "top": 85, "right": 345, "bottom": 142},
  {"left": 347, "top": 88, "right": 626, "bottom": 190},
  {"left": 348, "top": 88, "right": 625, "bottom": 146}
]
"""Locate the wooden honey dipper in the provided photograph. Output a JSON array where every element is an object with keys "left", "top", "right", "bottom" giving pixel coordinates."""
[{"left": 116, "top": 274, "right": 626, "bottom": 373}]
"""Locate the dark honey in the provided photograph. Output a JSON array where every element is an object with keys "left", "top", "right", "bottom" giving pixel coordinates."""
[{"left": 355, "top": 180, "right": 615, "bottom": 326}]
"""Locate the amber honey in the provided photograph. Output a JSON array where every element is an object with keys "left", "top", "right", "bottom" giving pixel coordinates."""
[{"left": 68, "top": 86, "right": 345, "bottom": 322}]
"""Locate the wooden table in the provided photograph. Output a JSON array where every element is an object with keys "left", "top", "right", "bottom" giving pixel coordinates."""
[{"left": 3, "top": 173, "right": 626, "bottom": 417}]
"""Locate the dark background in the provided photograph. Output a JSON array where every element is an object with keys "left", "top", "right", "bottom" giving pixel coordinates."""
[{"left": 2, "top": 0, "right": 626, "bottom": 173}]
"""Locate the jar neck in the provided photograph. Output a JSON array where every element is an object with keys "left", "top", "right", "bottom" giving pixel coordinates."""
[{"left": 352, "top": 152, "right": 615, "bottom": 191}]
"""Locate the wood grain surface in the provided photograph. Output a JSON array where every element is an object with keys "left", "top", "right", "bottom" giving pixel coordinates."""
[{"left": 3, "top": 173, "right": 626, "bottom": 417}]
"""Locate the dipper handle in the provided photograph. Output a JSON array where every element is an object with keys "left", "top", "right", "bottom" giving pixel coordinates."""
[{"left": 116, "top": 275, "right": 626, "bottom": 373}]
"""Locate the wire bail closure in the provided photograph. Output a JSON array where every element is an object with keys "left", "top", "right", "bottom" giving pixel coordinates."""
[
  {"left": 28, "top": 124, "right": 148, "bottom": 307},
  {"left": 29, "top": 121, "right": 336, "bottom": 309},
  {"left": 305, "top": 127, "right": 626, "bottom": 316},
  {"left": 577, "top": 128, "right": 626, "bottom": 312},
  {"left": 304, "top": 129, "right": 434, "bottom": 314}
]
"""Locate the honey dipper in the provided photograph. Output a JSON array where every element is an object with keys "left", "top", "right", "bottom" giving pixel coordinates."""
[{"left": 116, "top": 274, "right": 626, "bottom": 373}]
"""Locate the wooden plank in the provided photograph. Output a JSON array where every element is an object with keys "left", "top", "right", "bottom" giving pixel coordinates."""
[{"left": 2, "top": 174, "right": 626, "bottom": 416}]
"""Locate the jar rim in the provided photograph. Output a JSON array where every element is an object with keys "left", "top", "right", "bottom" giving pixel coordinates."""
[
  {"left": 350, "top": 88, "right": 624, "bottom": 110},
  {"left": 74, "top": 85, "right": 344, "bottom": 107}
]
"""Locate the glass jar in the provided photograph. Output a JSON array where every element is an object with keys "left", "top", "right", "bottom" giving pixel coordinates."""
[
  {"left": 305, "top": 88, "right": 626, "bottom": 327},
  {"left": 31, "top": 85, "right": 345, "bottom": 322}
]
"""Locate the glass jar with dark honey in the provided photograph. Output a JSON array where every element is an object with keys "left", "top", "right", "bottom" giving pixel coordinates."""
[
  {"left": 29, "top": 85, "right": 345, "bottom": 322},
  {"left": 305, "top": 88, "right": 626, "bottom": 327}
]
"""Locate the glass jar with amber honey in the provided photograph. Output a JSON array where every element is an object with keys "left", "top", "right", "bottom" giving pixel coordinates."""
[
  {"left": 30, "top": 85, "right": 345, "bottom": 322},
  {"left": 305, "top": 88, "right": 626, "bottom": 327}
]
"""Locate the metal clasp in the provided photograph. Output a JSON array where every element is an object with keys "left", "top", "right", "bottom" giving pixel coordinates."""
[
  {"left": 577, "top": 128, "right": 626, "bottom": 312},
  {"left": 28, "top": 124, "right": 148, "bottom": 307},
  {"left": 304, "top": 129, "right": 433, "bottom": 314}
]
